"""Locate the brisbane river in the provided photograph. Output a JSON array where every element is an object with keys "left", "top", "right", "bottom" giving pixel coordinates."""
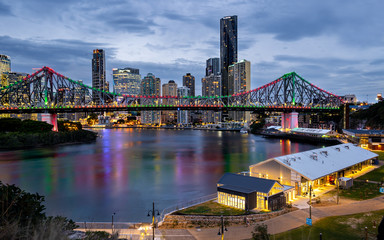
[{"left": 0, "top": 128, "right": 325, "bottom": 222}]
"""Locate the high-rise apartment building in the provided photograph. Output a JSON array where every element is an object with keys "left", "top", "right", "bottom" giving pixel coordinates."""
[
  {"left": 113, "top": 67, "right": 141, "bottom": 100},
  {"left": 202, "top": 57, "right": 222, "bottom": 123},
  {"left": 228, "top": 59, "right": 251, "bottom": 122},
  {"left": 177, "top": 86, "right": 191, "bottom": 125},
  {"left": 0, "top": 54, "right": 11, "bottom": 88},
  {"left": 182, "top": 73, "right": 195, "bottom": 96},
  {"left": 162, "top": 80, "right": 178, "bottom": 123},
  {"left": 220, "top": 16, "right": 237, "bottom": 97},
  {"left": 0, "top": 54, "right": 11, "bottom": 75},
  {"left": 92, "top": 49, "right": 107, "bottom": 105},
  {"left": 141, "top": 73, "right": 161, "bottom": 124}
]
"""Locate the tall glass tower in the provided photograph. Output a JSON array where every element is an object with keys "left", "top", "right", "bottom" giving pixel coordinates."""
[
  {"left": 92, "top": 49, "right": 106, "bottom": 105},
  {"left": 220, "top": 15, "right": 238, "bottom": 98}
]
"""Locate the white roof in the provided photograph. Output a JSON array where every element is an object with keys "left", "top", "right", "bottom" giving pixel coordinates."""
[
  {"left": 250, "top": 143, "right": 378, "bottom": 181},
  {"left": 290, "top": 128, "right": 332, "bottom": 135},
  {"left": 267, "top": 126, "right": 282, "bottom": 130}
]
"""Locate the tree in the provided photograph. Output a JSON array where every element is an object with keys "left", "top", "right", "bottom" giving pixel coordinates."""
[
  {"left": 0, "top": 181, "right": 46, "bottom": 236},
  {"left": 252, "top": 224, "right": 270, "bottom": 240},
  {"left": 87, "top": 113, "right": 99, "bottom": 125},
  {"left": 20, "top": 119, "right": 53, "bottom": 133}
]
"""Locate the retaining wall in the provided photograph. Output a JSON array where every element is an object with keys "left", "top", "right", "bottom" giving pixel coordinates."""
[{"left": 160, "top": 208, "right": 296, "bottom": 228}]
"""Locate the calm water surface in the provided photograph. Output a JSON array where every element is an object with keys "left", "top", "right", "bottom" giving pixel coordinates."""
[{"left": 0, "top": 128, "right": 325, "bottom": 222}]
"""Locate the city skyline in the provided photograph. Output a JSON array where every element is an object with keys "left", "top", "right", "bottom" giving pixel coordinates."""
[{"left": 0, "top": 0, "right": 384, "bottom": 102}]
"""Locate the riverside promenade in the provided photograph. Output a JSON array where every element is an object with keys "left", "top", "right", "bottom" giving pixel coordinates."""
[{"left": 75, "top": 195, "right": 384, "bottom": 239}]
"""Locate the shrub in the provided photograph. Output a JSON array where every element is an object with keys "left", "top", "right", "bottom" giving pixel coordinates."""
[{"left": 20, "top": 119, "right": 53, "bottom": 133}]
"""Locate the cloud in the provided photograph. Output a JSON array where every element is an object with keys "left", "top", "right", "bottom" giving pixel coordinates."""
[
  {"left": 0, "top": 1, "right": 12, "bottom": 16},
  {"left": 0, "top": 35, "right": 112, "bottom": 81}
]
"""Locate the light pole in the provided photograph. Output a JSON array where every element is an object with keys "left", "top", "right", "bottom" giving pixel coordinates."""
[
  {"left": 217, "top": 215, "right": 228, "bottom": 240},
  {"left": 111, "top": 212, "right": 116, "bottom": 234},
  {"left": 147, "top": 202, "right": 160, "bottom": 240},
  {"left": 309, "top": 185, "right": 312, "bottom": 220}
]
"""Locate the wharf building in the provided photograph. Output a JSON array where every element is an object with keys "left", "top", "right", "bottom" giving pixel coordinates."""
[
  {"left": 220, "top": 15, "right": 238, "bottom": 121},
  {"left": 202, "top": 58, "right": 221, "bottom": 123},
  {"left": 228, "top": 59, "right": 251, "bottom": 122},
  {"left": 92, "top": 49, "right": 108, "bottom": 105},
  {"left": 177, "top": 86, "right": 190, "bottom": 125},
  {"left": 218, "top": 143, "right": 378, "bottom": 211},
  {"left": 141, "top": 73, "right": 161, "bottom": 124},
  {"left": 162, "top": 80, "right": 178, "bottom": 124},
  {"left": 113, "top": 67, "right": 141, "bottom": 102},
  {"left": 182, "top": 73, "right": 195, "bottom": 97}
]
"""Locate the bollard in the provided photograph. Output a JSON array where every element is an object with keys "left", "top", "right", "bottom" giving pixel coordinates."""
[{"left": 319, "top": 232, "right": 322, "bottom": 240}]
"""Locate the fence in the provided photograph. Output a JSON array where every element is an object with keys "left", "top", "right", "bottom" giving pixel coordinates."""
[{"left": 157, "top": 193, "right": 217, "bottom": 223}]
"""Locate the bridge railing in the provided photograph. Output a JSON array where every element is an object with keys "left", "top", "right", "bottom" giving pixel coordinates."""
[{"left": 157, "top": 193, "right": 217, "bottom": 223}]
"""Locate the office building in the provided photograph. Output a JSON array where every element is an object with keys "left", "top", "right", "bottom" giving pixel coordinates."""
[
  {"left": 113, "top": 67, "right": 141, "bottom": 101},
  {"left": 92, "top": 49, "right": 107, "bottom": 105},
  {"left": 141, "top": 73, "right": 161, "bottom": 124},
  {"left": 177, "top": 86, "right": 191, "bottom": 125},
  {"left": 183, "top": 73, "right": 195, "bottom": 97},
  {"left": 220, "top": 15, "right": 237, "bottom": 98},
  {"left": 228, "top": 59, "right": 251, "bottom": 122},
  {"left": 162, "top": 80, "right": 178, "bottom": 124},
  {"left": 206, "top": 58, "right": 220, "bottom": 76}
]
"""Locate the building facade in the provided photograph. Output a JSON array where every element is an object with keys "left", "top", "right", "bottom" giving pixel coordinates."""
[
  {"left": 249, "top": 143, "right": 378, "bottom": 196},
  {"left": 206, "top": 58, "right": 220, "bottom": 77},
  {"left": 113, "top": 67, "right": 141, "bottom": 101},
  {"left": 177, "top": 86, "right": 190, "bottom": 125},
  {"left": 141, "top": 73, "right": 161, "bottom": 124},
  {"left": 228, "top": 59, "right": 251, "bottom": 122},
  {"left": 182, "top": 73, "right": 195, "bottom": 97},
  {"left": 202, "top": 74, "right": 222, "bottom": 123},
  {"left": 220, "top": 15, "right": 237, "bottom": 98},
  {"left": 92, "top": 49, "right": 107, "bottom": 105},
  {"left": 0, "top": 54, "right": 11, "bottom": 76},
  {"left": 162, "top": 80, "right": 178, "bottom": 124}
]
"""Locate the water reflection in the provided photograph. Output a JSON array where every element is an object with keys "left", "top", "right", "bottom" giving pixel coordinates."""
[{"left": 0, "top": 129, "right": 324, "bottom": 222}]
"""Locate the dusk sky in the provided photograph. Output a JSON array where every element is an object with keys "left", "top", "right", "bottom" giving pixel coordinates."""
[{"left": 1, "top": 0, "right": 383, "bottom": 102}]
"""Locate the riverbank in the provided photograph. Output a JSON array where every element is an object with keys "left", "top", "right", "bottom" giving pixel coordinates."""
[
  {"left": 86, "top": 125, "right": 242, "bottom": 132},
  {"left": 0, "top": 129, "right": 98, "bottom": 150}
]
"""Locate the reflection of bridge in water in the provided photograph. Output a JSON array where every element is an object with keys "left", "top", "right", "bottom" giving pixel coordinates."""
[{"left": 0, "top": 66, "right": 344, "bottom": 129}]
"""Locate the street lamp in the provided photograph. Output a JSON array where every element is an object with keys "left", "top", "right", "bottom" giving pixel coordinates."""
[
  {"left": 147, "top": 202, "right": 160, "bottom": 240},
  {"left": 217, "top": 215, "right": 228, "bottom": 240},
  {"left": 111, "top": 212, "right": 116, "bottom": 234}
]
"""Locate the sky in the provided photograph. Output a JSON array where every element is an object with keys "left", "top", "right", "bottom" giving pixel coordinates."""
[{"left": 1, "top": 0, "right": 383, "bottom": 102}]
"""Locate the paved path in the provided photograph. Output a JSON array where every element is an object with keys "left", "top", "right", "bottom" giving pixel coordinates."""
[
  {"left": 75, "top": 196, "right": 384, "bottom": 239},
  {"left": 183, "top": 195, "right": 384, "bottom": 240}
]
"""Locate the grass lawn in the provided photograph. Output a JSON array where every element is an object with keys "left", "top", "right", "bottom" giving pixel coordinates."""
[
  {"left": 273, "top": 209, "right": 384, "bottom": 240},
  {"left": 174, "top": 200, "right": 248, "bottom": 216},
  {"left": 372, "top": 150, "right": 384, "bottom": 160},
  {"left": 357, "top": 165, "right": 384, "bottom": 182},
  {"left": 338, "top": 181, "right": 382, "bottom": 200}
]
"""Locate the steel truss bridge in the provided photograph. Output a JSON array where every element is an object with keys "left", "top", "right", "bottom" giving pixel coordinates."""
[{"left": 0, "top": 66, "right": 344, "bottom": 114}]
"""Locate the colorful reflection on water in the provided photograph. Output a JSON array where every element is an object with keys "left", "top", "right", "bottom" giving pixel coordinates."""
[{"left": 0, "top": 129, "right": 325, "bottom": 222}]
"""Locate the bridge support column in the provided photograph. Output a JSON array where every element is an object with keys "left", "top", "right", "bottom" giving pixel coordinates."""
[
  {"left": 41, "top": 113, "right": 58, "bottom": 132},
  {"left": 281, "top": 112, "right": 298, "bottom": 130}
]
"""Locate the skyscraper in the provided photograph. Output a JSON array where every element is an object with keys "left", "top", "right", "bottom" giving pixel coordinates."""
[
  {"left": 182, "top": 73, "right": 195, "bottom": 96},
  {"left": 141, "top": 73, "right": 161, "bottom": 124},
  {"left": 92, "top": 49, "right": 106, "bottom": 105},
  {"left": 228, "top": 59, "right": 251, "bottom": 122},
  {"left": 220, "top": 16, "right": 238, "bottom": 98},
  {"left": 202, "top": 57, "right": 222, "bottom": 123},
  {"left": 206, "top": 58, "right": 220, "bottom": 76},
  {"left": 113, "top": 67, "right": 141, "bottom": 99},
  {"left": 162, "top": 80, "right": 178, "bottom": 123}
]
